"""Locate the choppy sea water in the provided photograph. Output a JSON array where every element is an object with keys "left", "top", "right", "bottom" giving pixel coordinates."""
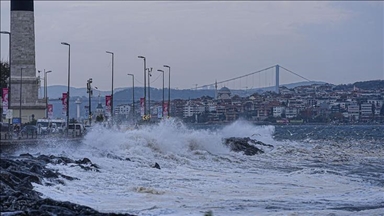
[{"left": 6, "top": 120, "right": 384, "bottom": 215}]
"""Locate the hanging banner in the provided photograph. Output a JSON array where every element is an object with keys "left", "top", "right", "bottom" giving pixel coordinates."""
[
  {"left": 47, "top": 104, "right": 53, "bottom": 119},
  {"left": 2, "top": 88, "right": 9, "bottom": 115},
  {"left": 61, "top": 93, "right": 67, "bottom": 116},
  {"left": 140, "top": 98, "right": 144, "bottom": 117},
  {"left": 105, "top": 95, "right": 111, "bottom": 116},
  {"left": 157, "top": 106, "right": 163, "bottom": 119},
  {"left": 163, "top": 102, "right": 168, "bottom": 117}
]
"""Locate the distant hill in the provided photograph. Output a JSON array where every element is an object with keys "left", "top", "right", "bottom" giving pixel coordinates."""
[
  {"left": 280, "top": 81, "right": 327, "bottom": 89},
  {"left": 333, "top": 80, "right": 384, "bottom": 91},
  {"left": 43, "top": 85, "right": 112, "bottom": 100},
  {"left": 46, "top": 81, "right": 327, "bottom": 101}
]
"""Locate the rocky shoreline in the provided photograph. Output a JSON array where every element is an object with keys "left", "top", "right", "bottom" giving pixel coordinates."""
[
  {"left": 0, "top": 153, "right": 135, "bottom": 216},
  {"left": 0, "top": 137, "right": 271, "bottom": 215}
]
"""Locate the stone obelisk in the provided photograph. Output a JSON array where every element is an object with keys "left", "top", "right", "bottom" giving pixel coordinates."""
[{"left": 10, "top": 0, "right": 45, "bottom": 123}]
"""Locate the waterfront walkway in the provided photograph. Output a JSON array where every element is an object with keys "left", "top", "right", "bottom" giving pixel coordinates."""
[{"left": 0, "top": 132, "right": 84, "bottom": 146}]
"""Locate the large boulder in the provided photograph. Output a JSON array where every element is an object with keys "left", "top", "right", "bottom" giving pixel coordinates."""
[{"left": 223, "top": 137, "right": 273, "bottom": 155}]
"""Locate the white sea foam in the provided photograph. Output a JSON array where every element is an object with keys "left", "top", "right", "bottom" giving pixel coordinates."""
[{"left": 28, "top": 119, "right": 384, "bottom": 215}]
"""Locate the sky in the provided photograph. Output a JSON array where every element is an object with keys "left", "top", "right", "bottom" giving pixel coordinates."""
[{"left": 1, "top": 1, "right": 383, "bottom": 91}]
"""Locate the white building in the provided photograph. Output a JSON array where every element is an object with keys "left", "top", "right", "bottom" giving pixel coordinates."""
[
  {"left": 348, "top": 104, "right": 359, "bottom": 120},
  {"left": 183, "top": 101, "right": 205, "bottom": 118},
  {"left": 285, "top": 107, "right": 298, "bottom": 118},
  {"left": 360, "top": 103, "right": 373, "bottom": 116},
  {"left": 273, "top": 107, "right": 285, "bottom": 117},
  {"left": 117, "top": 104, "right": 131, "bottom": 115}
]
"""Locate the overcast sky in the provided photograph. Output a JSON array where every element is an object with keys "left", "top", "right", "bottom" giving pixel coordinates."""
[{"left": 1, "top": 1, "right": 383, "bottom": 91}]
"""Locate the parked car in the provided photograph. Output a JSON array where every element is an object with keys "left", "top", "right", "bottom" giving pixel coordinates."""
[{"left": 67, "top": 123, "right": 86, "bottom": 136}]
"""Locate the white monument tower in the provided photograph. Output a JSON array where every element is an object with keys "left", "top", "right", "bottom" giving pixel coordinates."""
[
  {"left": 75, "top": 98, "right": 81, "bottom": 120},
  {"left": 10, "top": 0, "right": 45, "bottom": 123}
]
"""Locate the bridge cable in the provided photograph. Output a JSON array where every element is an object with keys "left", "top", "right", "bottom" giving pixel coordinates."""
[
  {"left": 195, "top": 65, "right": 276, "bottom": 90},
  {"left": 279, "top": 66, "right": 312, "bottom": 82}
]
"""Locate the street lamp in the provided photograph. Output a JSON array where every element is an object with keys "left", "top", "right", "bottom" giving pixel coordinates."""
[
  {"left": 106, "top": 51, "right": 114, "bottom": 120},
  {"left": 163, "top": 65, "right": 171, "bottom": 117},
  {"left": 61, "top": 42, "right": 70, "bottom": 136},
  {"left": 127, "top": 74, "right": 135, "bottom": 121},
  {"left": 86, "top": 78, "right": 92, "bottom": 126},
  {"left": 19, "top": 68, "right": 23, "bottom": 124},
  {"left": 157, "top": 69, "right": 164, "bottom": 118},
  {"left": 44, "top": 70, "right": 52, "bottom": 118},
  {"left": 138, "top": 56, "right": 146, "bottom": 116},
  {"left": 147, "top": 67, "right": 153, "bottom": 119},
  {"left": 1, "top": 31, "right": 11, "bottom": 128}
]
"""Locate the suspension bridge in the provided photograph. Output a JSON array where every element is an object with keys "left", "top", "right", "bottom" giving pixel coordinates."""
[{"left": 192, "top": 64, "right": 312, "bottom": 94}]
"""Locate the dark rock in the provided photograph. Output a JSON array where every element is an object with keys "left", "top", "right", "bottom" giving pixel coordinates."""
[
  {"left": 19, "top": 153, "right": 34, "bottom": 158},
  {"left": 223, "top": 137, "right": 274, "bottom": 155},
  {"left": 106, "top": 153, "right": 124, "bottom": 161},
  {"left": 75, "top": 157, "right": 92, "bottom": 165},
  {"left": 75, "top": 158, "right": 100, "bottom": 172},
  {"left": 0, "top": 154, "right": 135, "bottom": 215},
  {"left": 152, "top": 162, "right": 161, "bottom": 169}
]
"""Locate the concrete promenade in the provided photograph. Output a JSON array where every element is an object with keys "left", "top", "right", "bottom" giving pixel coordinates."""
[{"left": 0, "top": 131, "right": 83, "bottom": 146}]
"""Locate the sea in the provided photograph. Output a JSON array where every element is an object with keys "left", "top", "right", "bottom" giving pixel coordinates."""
[{"left": 5, "top": 119, "right": 384, "bottom": 216}]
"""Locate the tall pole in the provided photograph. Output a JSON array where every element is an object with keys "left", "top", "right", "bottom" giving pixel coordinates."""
[
  {"left": 164, "top": 65, "right": 171, "bottom": 117},
  {"left": 127, "top": 74, "right": 134, "bottom": 121},
  {"left": 87, "top": 78, "right": 92, "bottom": 126},
  {"left": 44, "top": 69, "right": 46, "bottom": 115},
  {"left": 138, "top": 56, "right": 146, "bottom": 116},
  {"left": 1, "top": 31, "right": 11, "bottom": 129},
  {"left": 106, "top": 51, "right": 114, "bottom": 121},
  {"left": 147, "top": 68, "right": 152, "bottom": 119},
  {"left": 61, "top": 42, "right": 70, "bottom": 136},
  {"left": 45, "top": 70, "right": 52, "bottom": 118},
  {"left": 19, "top": 68, "right": 23, "bottom": 124},
  {"left": 157, "top": 69, "right": 164, "bottom": 118}
]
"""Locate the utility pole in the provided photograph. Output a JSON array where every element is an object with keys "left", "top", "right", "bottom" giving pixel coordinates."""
[
  {"left": 87, "top": 78, "right": 93, "bottom": 126},
  {"left": 19, "top": 68, "right": 23, "bottom": 124},
  {"left": 147, "top": 67, "right": 153, "bottom": 120},
  {"left": 127, "top": 74, "right": 135, "bottom": 121}
]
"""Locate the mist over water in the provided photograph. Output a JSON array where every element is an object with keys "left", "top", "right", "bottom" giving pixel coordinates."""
[{"left": 8, "top": 119, "right": 384, "bottom": 215}]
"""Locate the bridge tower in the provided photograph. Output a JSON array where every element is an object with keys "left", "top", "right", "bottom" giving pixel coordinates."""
[{"left": 275, "top": 64, "right": 280, "bottom": 94}]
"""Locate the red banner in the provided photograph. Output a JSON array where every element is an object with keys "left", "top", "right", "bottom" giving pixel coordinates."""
[
  {"left": 2, "top": 88, "right": 9, "bottom": 115},
  {"left": 140, "top": 98, "right": 145, "bottom": 117},
  {"left": 47, "top": 104, "right": 53, "bottom": 119},
  {"left": 62, "top": 93, "right": 67, "bottom": 116},
  {"left": 106, "top": 95, "right": 111, "bottom": 116}
]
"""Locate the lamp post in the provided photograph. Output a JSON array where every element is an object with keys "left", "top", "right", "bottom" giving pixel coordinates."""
[
  {"left": 44, "top": 70, "right": 52, "bottom": 118},
  {"left": 138, "top": 56, "right": 146, "bottom": 116},
  {"left": 157, "top": 69, "right": 164, "bottom": 118},
  {"left": 87, "top": 78, "right": 92, "bottom": 126},
  {"left": 106, "top": 51, "right": 114, "bottom": 121},
  {"left": 1, "top": 31, "right": 11, "bottom": 129},
  {"left": 127, "top": 74, "right": 134, "bottom": 121},
  {"left": 163, "top": 65, "right": 171, "bottom": 117},
  {"left": 147, "top": 67, "right": 152, "bottom": 119},
  {"left": 61, "top": 42, "right": 70, "bottom": 136},
  {"left": 19, "top": 68, "right": 23, "bottom": 124}
]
